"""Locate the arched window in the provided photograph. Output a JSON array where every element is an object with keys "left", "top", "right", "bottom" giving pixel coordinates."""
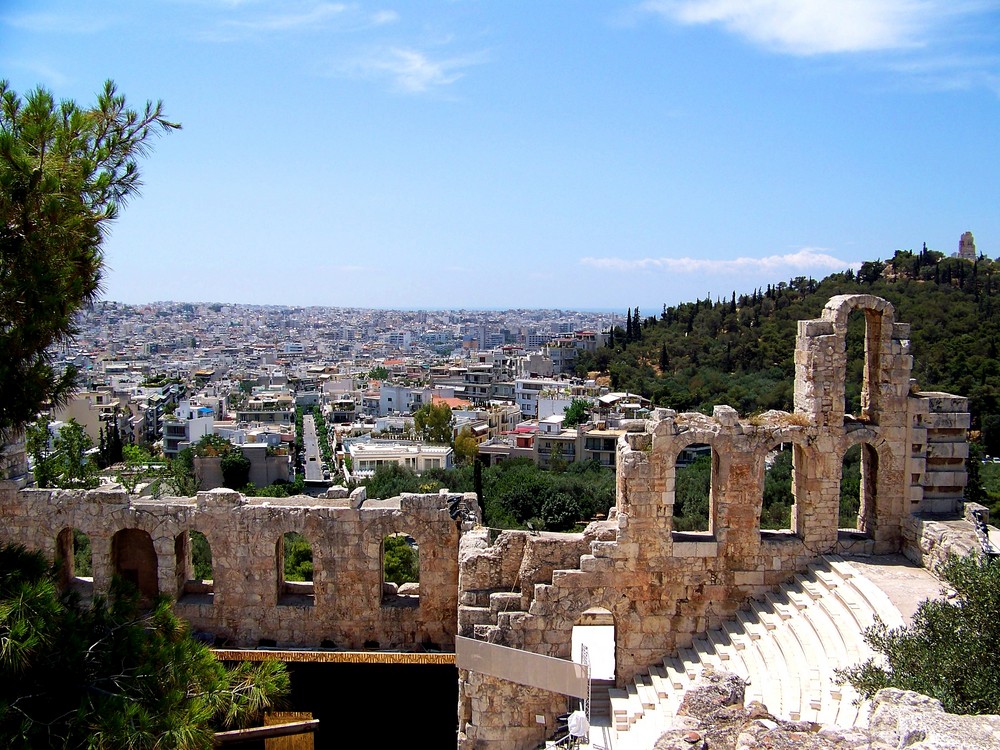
[
  {"left": 175, "top": 530, "right": 214, "bottom": 604},
  {"left": 111, "top": 528, "right": 158, "bottom": 604},
  {"left": 55, "top": 527, "right": 93, "bottom": 595},
  {"left": 760, "top": 442, "right": 799, "bottom": 535},
  {"left": 572, "top": 607, "right": 615, "bottom": 681},
  {"left": 381, "top": 533, "right": 419, "bottom": 607},
  {"left": 840, "top": 442, "right": 878, "bottom": 537},
  {"left": 843, "top": 306, "right": 885, "bottom": 424},
  {"left": 672, "top": 442, "right": 715, "bottom": 535},
  {"left": 277, "top": 532, "right": 314, "bottom": 606}
]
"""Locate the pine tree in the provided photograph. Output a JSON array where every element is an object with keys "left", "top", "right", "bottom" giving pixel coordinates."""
[{"left": 0, "top": 81, "right": 179, "bottom": 440}]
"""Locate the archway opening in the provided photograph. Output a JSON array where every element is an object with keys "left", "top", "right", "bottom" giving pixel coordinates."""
[
  {"left": 175, "top": 530, "right": 214, "bottom": 604},
  {"left": 673, "top": 443, "right": 714, "bottom": 534},
  {"left": 844, "top": 307, "right": 883, "bottom": 423},
  {"left": 839, "top": 442, "right": 878, "bottom": 536},
  {"left": 278, "top": 532, "right": 314, "bottom": 606},
  {"left": 55, "top": 527, "right": 93, "bottom": 595},
  {"left": 761, "top": 442, "right": 797, "bottom": 534},
  {"left": 572, "top": 607, "right": 615, "bottom": 681},
  {"left": 111, "top": 528, "right": 158, "bottom": 604},
  {"left": 382, "top": 533, "right": 419, "bottom": 607}
]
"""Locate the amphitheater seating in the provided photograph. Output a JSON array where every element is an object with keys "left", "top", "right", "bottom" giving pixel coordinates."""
[{"left": 601, "top": 555, "right": 908, "bottom": 750}]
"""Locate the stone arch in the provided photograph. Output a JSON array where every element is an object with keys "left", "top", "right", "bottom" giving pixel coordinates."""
[
  {"left": 276, "top": 531, "right": 315, "bottom": 606},
  {"left": 756, "top": 429, "right": 812, "bottom": 537},
  {"left": 839, "top": 429, "right": 894, "bottom": 538},
  {"left": 667, "top": 432, "right": 721, "bottom": 537},
  {"left": 55, "top": 526, "right": 93, "bottom": 595},
  {"left": 382, "top": 531, "right": 420, "bottom": 607},
  {"left": 572, "top": 606, "right": 615, "bottom": 681},
  {"left": 822, "top": 294, "right": 896, "bottom": 424},
  {"left": 111, "top": 528, "right": 158, "bottom": 603},
  {"left": 175, "top": 529, "right": 214, "bottom": 603}
]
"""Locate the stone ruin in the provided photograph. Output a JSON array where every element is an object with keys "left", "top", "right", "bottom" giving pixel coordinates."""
[
  {"left": 455, "top": 294, "right": 970, "bottom": 748},
  {"left": 0, "top": 484, "right": 478, "bottom": 651},
  {"left": 0, "top": 294, "right": 976, "bottom": 749}
]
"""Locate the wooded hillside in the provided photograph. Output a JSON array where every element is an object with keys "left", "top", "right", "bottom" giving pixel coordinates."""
[{"left": 576, "top": 247, "right": 1000, "bottom": 451}]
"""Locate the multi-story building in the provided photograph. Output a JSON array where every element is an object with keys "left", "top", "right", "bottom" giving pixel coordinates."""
[{"left": 347, "top": 441, "right": 453, "bottom": 478}]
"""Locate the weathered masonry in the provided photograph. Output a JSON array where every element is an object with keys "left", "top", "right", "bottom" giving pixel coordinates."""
[
  {"left": 0, "top": 295, "right": 974, "bottom": 750},
  {"left": 0, "top": 485, "right": 476, "bottom": 651},
  {"left": 455, "top": 294, "right": 970, "bottom": 749}
]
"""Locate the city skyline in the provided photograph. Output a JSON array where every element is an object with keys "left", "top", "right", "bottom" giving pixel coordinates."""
[{"left": 3, "top": 1, "right": 999, "bottom": 311}]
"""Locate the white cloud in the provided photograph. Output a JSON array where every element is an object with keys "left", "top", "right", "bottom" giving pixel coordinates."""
[
  {"left": 639, "top": 0, "right": 982, "bottom": 55},
  {"left": 224, "top": 2, "right": 349, "bottom": 32},
  {"left": 581, "top": 247, "right": 859, "bottom": 274},
  {"left": 371, "top": 10, "right": 400, "bottom": 26},
  {"left": 348, "top": 47, "right": 486, "bottom": 93}
]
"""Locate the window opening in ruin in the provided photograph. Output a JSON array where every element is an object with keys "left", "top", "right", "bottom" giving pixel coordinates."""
[
  {"left": 572, "top": 607, "right": 615, "bottom": 681},
  {"left": 176, "top": 530, "right": 214, "bottom": 604},
  {"left": 382, "top": 533, "right": 419, "bottom": 608},
  {"left": 111, "top": 528, "right": 158, "bottom": 604},
  {"left": 672, "top": 443, "right": 714, "bottom": 535},
  {"left": 839, "top": 442, "right": 877, "bottom": 536},
  {"left": 55, "top": 527, "right": 93, "bottom": 596},
  {"left": 844, "top": 308, "right": 882, "bottom": 423},
  {"left": 760, "top": 442, "right": 798, "bottom": 534},
  {"left": 278, "top": 531, "right": 314, "bottom": 606}
]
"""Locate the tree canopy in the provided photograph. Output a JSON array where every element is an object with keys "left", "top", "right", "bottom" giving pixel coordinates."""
[
  {"left": 838, "top": 554, "right": 1000, "bottom": 715},
  {"left": 0, "top": 80, "right": 178, "bottom": 440},
  {"left": 0, "top": 543, "right": 287, "bottom": 748},
  {"left": 413, "top": 401, "right": 453, "bottom": 444}
]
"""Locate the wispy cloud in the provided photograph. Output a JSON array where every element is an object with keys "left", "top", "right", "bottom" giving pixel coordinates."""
[
  {"left": 222, "top": 2, "right": 348, "bottom": 32},
  {"left": 1, "top": 11, "right": 113, "bottom": 34},
  {"left": 345, "top": 46, "right": 487, "bottom": 93},
  {"left": 209, "top": 2, "right": 398, "bottom": 38},
  {"left": 638, "top": 0, "right": 991, "bottom": 56},
  {"left": 581, "top": 247, "right": 859, "bottom": 274}
]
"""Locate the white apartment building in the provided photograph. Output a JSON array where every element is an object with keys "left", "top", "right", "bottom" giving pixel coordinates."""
[{"left": 348, "top": 442, "right": 453, "bottom": 478}]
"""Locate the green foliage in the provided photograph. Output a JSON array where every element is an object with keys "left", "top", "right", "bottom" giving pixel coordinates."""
[
  {"left": 283, "top": 532, "right": 313, "bottom": 582},
  {"left": 383, "top": 535, "right": 419, "bottom": 585},
  {"left": 220, "top": 450, "right": 250, "bottom": 491},
  {"left": 170, "top": 447, "right": 199, "bottom": 497},
  {"left": 576, "top": 255, "right": 1000, "bottom": 433},
  {"left": 562, "top": 398, "right": 592, "bottom": 428},
  {"left": 837, "top": 554, "right": 1000, "bottom": 714},
  {"left": 368, "top": 366, "right": 390, "bottom": 381},
  {"left": 117, "top": 443, "right": 170, "bottom": 495},
  {"left": 360, "top": 457, "right": 615, "bottom": 532},
  {"left": 190, "top": 531, "right": 212, "bottom": 581},
  {"left": 761, "top": 447, "right": 793, "bottom": 530},
  {"left": 840, "top": 444, "right": 862, "bottom": 528},
  {"left": 0, "top": 543, "right": 287, "bottom": 748},
  {"left": 365, "top": 463, "right": 427, "bottom": 500},
  {"left": 674, "top": 453, "right": 711, "bottom": 531},
  {"left": 453, "top": 427, "right": 479, "bottom": 466},
  {"left": 73, "top": 529, "right": 92, "bottom": 577},
  {"left": 413, "top": 402, "right": 453, "bottom": 444},
  {"left": 0, "top": 81, "right": 178, "bottom": 440},
  {"left": 193, "top": 434, "right": 232, "bottom": 458},
  {"left": 978, "top": 459, "right": 1000, "bottom": 521},
  {"left": 27, "top": 418, "right": 98, "bottom": 489}
]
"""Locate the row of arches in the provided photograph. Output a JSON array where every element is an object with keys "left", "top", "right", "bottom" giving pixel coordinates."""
[
  {"left": 669, "top": 438, "right": 880, "bottom": 538},
  {"left": 55, "top": 528, "right": 421, "bottom": 608}
]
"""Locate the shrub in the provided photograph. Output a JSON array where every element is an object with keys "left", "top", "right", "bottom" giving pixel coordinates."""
[{"left": 837, "top": 554, "right": 1000, "bottom": 714}]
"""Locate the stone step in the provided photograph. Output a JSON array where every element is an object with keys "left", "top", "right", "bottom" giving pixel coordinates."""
[{"left": 488, "top": 591, "right": 524, "bottom": 614}]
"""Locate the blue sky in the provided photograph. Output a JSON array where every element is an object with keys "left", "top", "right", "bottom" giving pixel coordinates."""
[{"left": 3, "top": 1, "right": 1000, "bottom": 311}]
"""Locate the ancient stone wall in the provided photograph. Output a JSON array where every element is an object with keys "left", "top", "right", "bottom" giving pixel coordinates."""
[
  {"left": 0, "top": 484, "right": 477, "bottom": 650},
  {"left": 456, "top": 295, "right": 972, "bottom": 750}
]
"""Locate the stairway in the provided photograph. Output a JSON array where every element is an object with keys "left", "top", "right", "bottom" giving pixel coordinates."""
[{"left": 603, "top": 555, "right": 907, "bottom": 750}]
